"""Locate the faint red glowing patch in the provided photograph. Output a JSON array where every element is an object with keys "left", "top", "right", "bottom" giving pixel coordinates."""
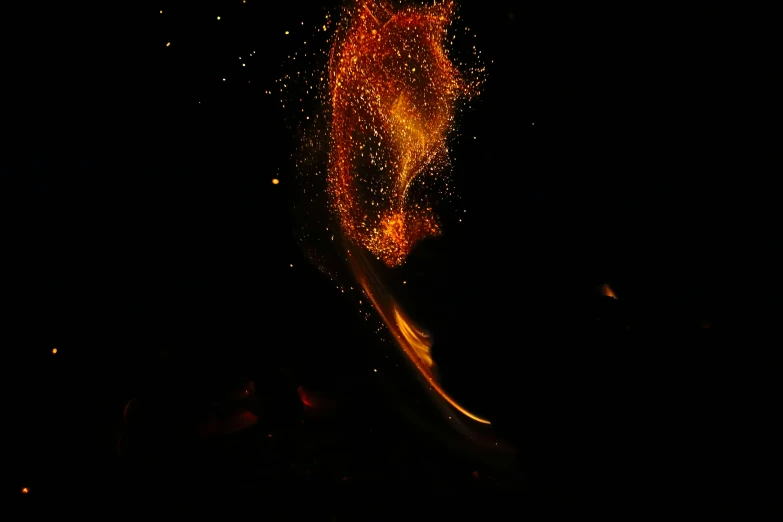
[
  {"left": 199, "top": 411, "right": 258, "bottom": 438},
  {"left": 472, "top": 471, "right": 479, "bottom": 479},
  {"left": 22, "top": 487, "right": 29, "bottom": 494},
  {"left": 122, "top": 399, "right": 135, "bottom": 423},
  {"left": 702, "top": 321, "right": 712, "bottom": 330},
  {"left": 297, "top": 385, "right": 318, "bottom": 408},
  {"left": 297, "top": 385, "right": 336, "bottom": 413}
]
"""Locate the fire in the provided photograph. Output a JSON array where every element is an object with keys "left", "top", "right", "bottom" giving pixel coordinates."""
[
  {"left": 600, "top": 283, "right": 618, "bottom": 299},
  {"left": 348, "top": 245, "right": 490, "bottom": 425},
  {"left": 319, "top": 1, "right": 490, "bottom": 426},
  {"left": 328, "top": 0, "right": 475, "bottom": 267}
]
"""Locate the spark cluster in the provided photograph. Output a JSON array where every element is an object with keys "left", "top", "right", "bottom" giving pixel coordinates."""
[
  {"left": 284, "top": 1, "right": 493, "bottom": 430},
  {"left": 328, "top": 0, "right": 480, "bottom": 267}
]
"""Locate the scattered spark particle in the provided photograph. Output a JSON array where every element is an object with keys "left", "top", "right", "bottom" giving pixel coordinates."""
[
  {"left": 532, "top": 122, "right": 535, "bottom": 125},
  {"left": 373, "top": 369, "right": 377, "bottom": 372},
  {"left": 222, "top": 78, "right": 226, "bottom": 81},
  {"left": 272, "top": 178, "right": 280, "bottom": 184},
  {"left": 159, "top": 10, "right": 162, "bottom": 14},
  {"left": 217, "top": 16, "right": 221, "bottom": 20},
  {"left": 165, "top": 42, "right": 170, "bottom": 47},
  {"left": 242, "top": 63, "right": 245, "bottom": 66},
  {"left": 285, "top": 30, "right": 289, "bottom": 35},
  {"left": 268, "top": 433, "right": 273, "bottom": 438},
  {"left": 403, "top": 281, "right": 407, "bottom": 284},
  {"left": 52, "top": 348, "right": 57, "bottom": 354},
  {"left": 290, "top": 264, "right": 293, "bottom": 267}
]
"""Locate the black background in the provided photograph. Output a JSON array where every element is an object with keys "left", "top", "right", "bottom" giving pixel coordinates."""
[{"left": 11, "top": 1, "right": 753, "bottom": 514}]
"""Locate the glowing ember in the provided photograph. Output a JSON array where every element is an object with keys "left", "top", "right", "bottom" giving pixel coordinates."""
[
  {"left": 328, "top": 0, "right": 477, "bottom": 267},
  {"left": 600, "top": 283, "right": 618, "bottom": 299}
]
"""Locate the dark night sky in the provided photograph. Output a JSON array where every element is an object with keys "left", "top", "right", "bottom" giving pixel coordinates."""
[{"left": 11, "top": 0, "right": 754, "bottom": 513}]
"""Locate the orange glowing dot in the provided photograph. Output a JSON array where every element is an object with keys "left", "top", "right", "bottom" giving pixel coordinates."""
[
  {"left": 272, "top": 178, "right": 280, "bottom": 184},
  {"left": 165, "top": 42, "right": 170, "bottom": 47},
  {"left": 52, "top": 348, "right": 57, "bottom": 354},
  {"left": 268, "top": 433, "right": 273, "bottom": 438},
  {"left": 22, "top": 487, "right": 29, "bottom": 494}
]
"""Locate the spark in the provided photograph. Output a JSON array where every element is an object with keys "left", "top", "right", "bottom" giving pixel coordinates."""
[
  {"left": 166, "top": 42, "right": 170, "bottom": 47},
  {"left": 52, "top": 348, "right": 57, "bottom": 354},
  {"left": 22, "top": 487, "right": 29, "bottom": 494},
  {"left": 272, "top": 178, "right": 280, "bottom": 184},
  {"left": 217, "top": 16, "right": 221, "bottom": 20}
]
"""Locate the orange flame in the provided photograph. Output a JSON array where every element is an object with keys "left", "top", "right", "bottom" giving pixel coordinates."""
[
  {"left": 328, "top": 1, "right": 489, "bottom": 426},
  {"left": 348, "top": 246, "right": 490, "bottom": 425},
  {"left": 600, "top": 283, "right": 618, "bottom": 299},
  {"left": 328, "top": 0, "right": 473, "bottom": 267}
]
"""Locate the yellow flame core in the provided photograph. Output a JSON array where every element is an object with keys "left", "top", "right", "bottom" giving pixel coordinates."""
[{"left": 329, "top": 1, "right": 489, "bottom": 426}]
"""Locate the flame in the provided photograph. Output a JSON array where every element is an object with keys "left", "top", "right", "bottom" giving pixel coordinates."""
[
  {"left": 348, "top": 245, "right": 490, "bottom": 425},
  {"left": 325, "top": 1, "right": 489, "bottom": 426},
  {"left": 600, "top": 283, "right": 618, "bottom": 299},
  {"left": 328, "top": 0, "right": 474, "bottom": 267}
]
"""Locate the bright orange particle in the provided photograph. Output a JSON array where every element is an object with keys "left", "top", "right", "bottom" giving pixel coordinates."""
[
  {"left": 52, "top": 348, "right": 58, "bottom": 354},
  {"left": 22, "top": 487, "right": 29, "bottom": 494}
]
